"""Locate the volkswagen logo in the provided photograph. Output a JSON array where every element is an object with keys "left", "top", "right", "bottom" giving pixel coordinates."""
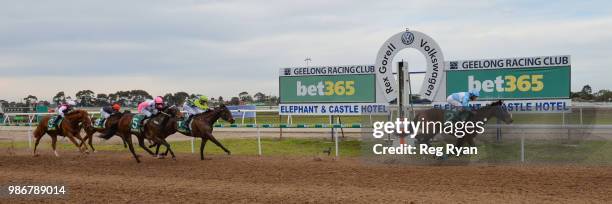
[{"left": 401, "top": 32, "right": 415, "bottom": 45}]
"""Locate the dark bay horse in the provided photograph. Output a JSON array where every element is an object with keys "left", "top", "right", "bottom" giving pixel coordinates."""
[
  {"left": 100, "top": 106, "right": 181, "bottom": 162},
  {"left": 412, "top": 100, "right": 514, "bottom": 148},
  {"left": 153, "top": 104, "right": 234, "bottom": 160},
  {"left": 143, "top": 105, "right": 182, "bottom": 160},
  {"left": 181, "top": 104, "right": 234, "bottom": 160},
  {"left": 83, "top": 111, "right": 126, "bottom": 152},
  {"left": 33, "top": 110, "right": 93, "bottom": 156}
]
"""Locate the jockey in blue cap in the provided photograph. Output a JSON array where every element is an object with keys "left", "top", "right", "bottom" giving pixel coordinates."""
[
  {"left": 446, "top": 89, "right": 480, "bottom": 120},
  {"left": 447, "top": 90, "right": 480, "bottom": 109}
]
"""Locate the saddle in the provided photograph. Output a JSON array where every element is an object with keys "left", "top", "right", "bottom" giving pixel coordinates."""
[
  {"left": 47, "top": 115, "right": 64, "bottom": 131},
  {"left": 177, "top": 117, "right": 194, "bottom": 135},
  {"left": 444, "top": 110, "right": 471, "bottom": 122},
  {"left": 93, "top": 118, "right": 106, "bottom": 129},
  {"left": 130, "top": 114, "right": 146, "bottom": 133}
]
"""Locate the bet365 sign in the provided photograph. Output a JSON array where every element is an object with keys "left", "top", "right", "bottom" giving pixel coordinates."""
[
  {"left": 279, "top": 65, "right": 377, "bottom": 103},
  {"left": 446, "top": 56, "right": 571, "bottom": 100}
]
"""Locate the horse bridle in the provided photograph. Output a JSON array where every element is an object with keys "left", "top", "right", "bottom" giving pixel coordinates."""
[{"left": 216, "top": 107, "right": 231, "bottom": 121}]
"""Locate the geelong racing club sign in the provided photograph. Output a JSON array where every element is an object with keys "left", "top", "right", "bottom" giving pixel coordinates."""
[{"left": 375, "top": 30, "right": 445, "bottom": 102}]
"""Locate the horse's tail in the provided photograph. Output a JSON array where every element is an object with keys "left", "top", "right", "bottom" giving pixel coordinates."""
[{"left": 99, "top": 123, "right": 118, "bottom": 140}]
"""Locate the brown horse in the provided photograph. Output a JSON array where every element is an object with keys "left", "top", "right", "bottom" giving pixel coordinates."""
[
  {"left": 102, "top": 112, "right": 152, "bottom": 163},
  {"left": 33, "top": 109, "right": 93, "bottom": 156},
  {"left": 83, "top": 111, "right": 126, "bottom": 152},
  {"left": 100, "top": 106, "right": 181, "bottom": 162},
  {"left": 153, "top": 104, "right": 234, "bottom": 160},
  {"left": 412, "top": 100, "right": 514, "bottom": 148},
  {"left": 142, "top": 105, "right": 182, "bottom": 160}
]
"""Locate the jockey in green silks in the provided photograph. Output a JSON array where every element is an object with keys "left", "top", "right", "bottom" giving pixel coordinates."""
[{"left": 182, "top": 95, "right": 210, "bottom": 126}]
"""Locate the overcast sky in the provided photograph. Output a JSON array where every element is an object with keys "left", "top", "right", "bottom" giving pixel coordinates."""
[{"left": 1, "top": 0, "right": 611, "bottom": 102}]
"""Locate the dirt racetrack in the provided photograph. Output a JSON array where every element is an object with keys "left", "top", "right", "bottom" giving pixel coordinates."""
[{"left": 1, "top": 150, "right": 612, "bottom": 203}]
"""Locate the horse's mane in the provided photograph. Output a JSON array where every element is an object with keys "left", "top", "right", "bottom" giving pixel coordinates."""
[
  {"left": 490, "top": 100, "right": 503, "bottom": 106},
  {"left": 203, "top": 105, "right": 225, "bottom": 114},
  {"left": 476, "top": 100, "right": 504, "bottom": 112},
  {"left": 194, "top": 105, "right": 227, "bottom": 122},
  {"left": 63, "top": 109, "right": 92, "bottom": 127},
  {"left": 113, "top": 111, "right": 124, "bottom": 117},
  {"left": 160, "top": 105, "right": 180, "bottom": 116},
  {"left": 66, "top": 109, "right": 88, "bottom": 117}
]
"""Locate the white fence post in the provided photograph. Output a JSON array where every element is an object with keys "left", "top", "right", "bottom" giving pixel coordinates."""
[
  {"left": 28, "top": 115, "right": 34, "bottom": 149},
  {"left": 580, "top": 107, "right": 583, "bottom": 125},
  {"left": 562, "top": 111, "right": 565, "bottom": 126},
  {"left": 257, "top": 127, "right": 262, "bottom": 156},
  {"left": 335, "top": 129, "right": 339, "bottom": 158},
  {"left": 520, "top": 129, "right": 525, "bottom": 163},
  {"left": 241, "top": 111, "right": 246, "bottom": 125},
  {"left": 191, "top": 137, "right": 195, "bottom": 153}
]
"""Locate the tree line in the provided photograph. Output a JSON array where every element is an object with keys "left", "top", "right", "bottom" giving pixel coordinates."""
[
  {"left": 0, "top": 90, "right": 280, "bottom": 108},
  {"left": 3, "top": 85, "right": 608, "bottom": 108},
  {"left": 571, "top": 85, "right": 612, "bottom": 102}
]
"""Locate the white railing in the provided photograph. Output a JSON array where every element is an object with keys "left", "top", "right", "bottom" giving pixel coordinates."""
[
  {"left": 3, "top": 107, "right": 612, "bottom": 159},
  {"left": 0, "top": 110, "right": 262, "bottom": 125}
]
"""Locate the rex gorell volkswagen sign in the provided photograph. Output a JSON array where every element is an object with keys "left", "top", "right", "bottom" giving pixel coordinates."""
[{"left": 375, "top": 30, "right": 445, "bottom": 103}]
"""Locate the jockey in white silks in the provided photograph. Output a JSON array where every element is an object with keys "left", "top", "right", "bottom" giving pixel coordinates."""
[{"left": 52, "top": 100, "right": 76, "bottom": 126}]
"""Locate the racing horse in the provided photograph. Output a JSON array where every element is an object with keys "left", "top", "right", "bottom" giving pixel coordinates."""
[
  {"left": 100, "top": 106, "right": 181, "bottom": 162},
  {"left": 412, "top": 100, "right": 514, "bottom": 148},
  {"left": 153, "top": 104, "right": 234, "bottom": 160},
  {"left": 142, "top": 105, "right": 182, "bottom": 160},
  {"left": 82, "top": 111, "right": 126, "bottom": 152},
  {"left": 33, "top": 109, "right": 93, "bottom": 156}
]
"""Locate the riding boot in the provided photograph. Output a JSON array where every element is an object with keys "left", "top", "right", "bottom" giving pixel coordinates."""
[
  {"left": 138, "top": 115, "right": 148, "bottom": 137},
  {"left": 52, "top": 115, "right": 62, "bottom": 128},
  {"left": 186, "top": 115, "right": 194, "bottom": 126},
  {"left": 140, "top": 116, "right": 149, "bottom": 127},
  {"left": 98, "top": 118, "right": 106, "bottom": 127}
]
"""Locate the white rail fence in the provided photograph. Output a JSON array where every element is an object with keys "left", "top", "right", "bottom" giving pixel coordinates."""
[
  {"left": 2, "top": 106, "right": 612, "bottom": 159},
  {"left": 0, "top": 109, "right": 349, "bottom": 157}
]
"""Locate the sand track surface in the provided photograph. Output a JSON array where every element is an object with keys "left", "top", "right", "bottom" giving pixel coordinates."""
[{"left": 1, "top": 150, "right": 611, "bottom": 203}]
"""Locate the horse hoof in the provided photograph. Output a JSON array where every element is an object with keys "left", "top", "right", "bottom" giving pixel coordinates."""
[
  {"left": 157, "top": 155, "right": 165, "bottom": 159},
  {"left": 33, "top": 154, "right": 40, "bottom": 157},
  {"left": 172, "top": 157, "right": 176, "bottom": 161}
]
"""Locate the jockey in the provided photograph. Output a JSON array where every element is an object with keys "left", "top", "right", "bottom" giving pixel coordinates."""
[
  {"left": 446, "top": 90, "right": 480, "bottom": 120},
  {"left": 447, "top": 89, "right": 480, "bottom": 109},
  {"left": 53, "top": 100, "right": 76, "bottom": 127},
  {"left": 182, "top": 95, "right": 210, "bottom": 126},
  {"left": 100, "top": 103, "right": 121, "bottom": 120},
  {"left": 138, "top": 96, "right": 165, "bottom": 122}
]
